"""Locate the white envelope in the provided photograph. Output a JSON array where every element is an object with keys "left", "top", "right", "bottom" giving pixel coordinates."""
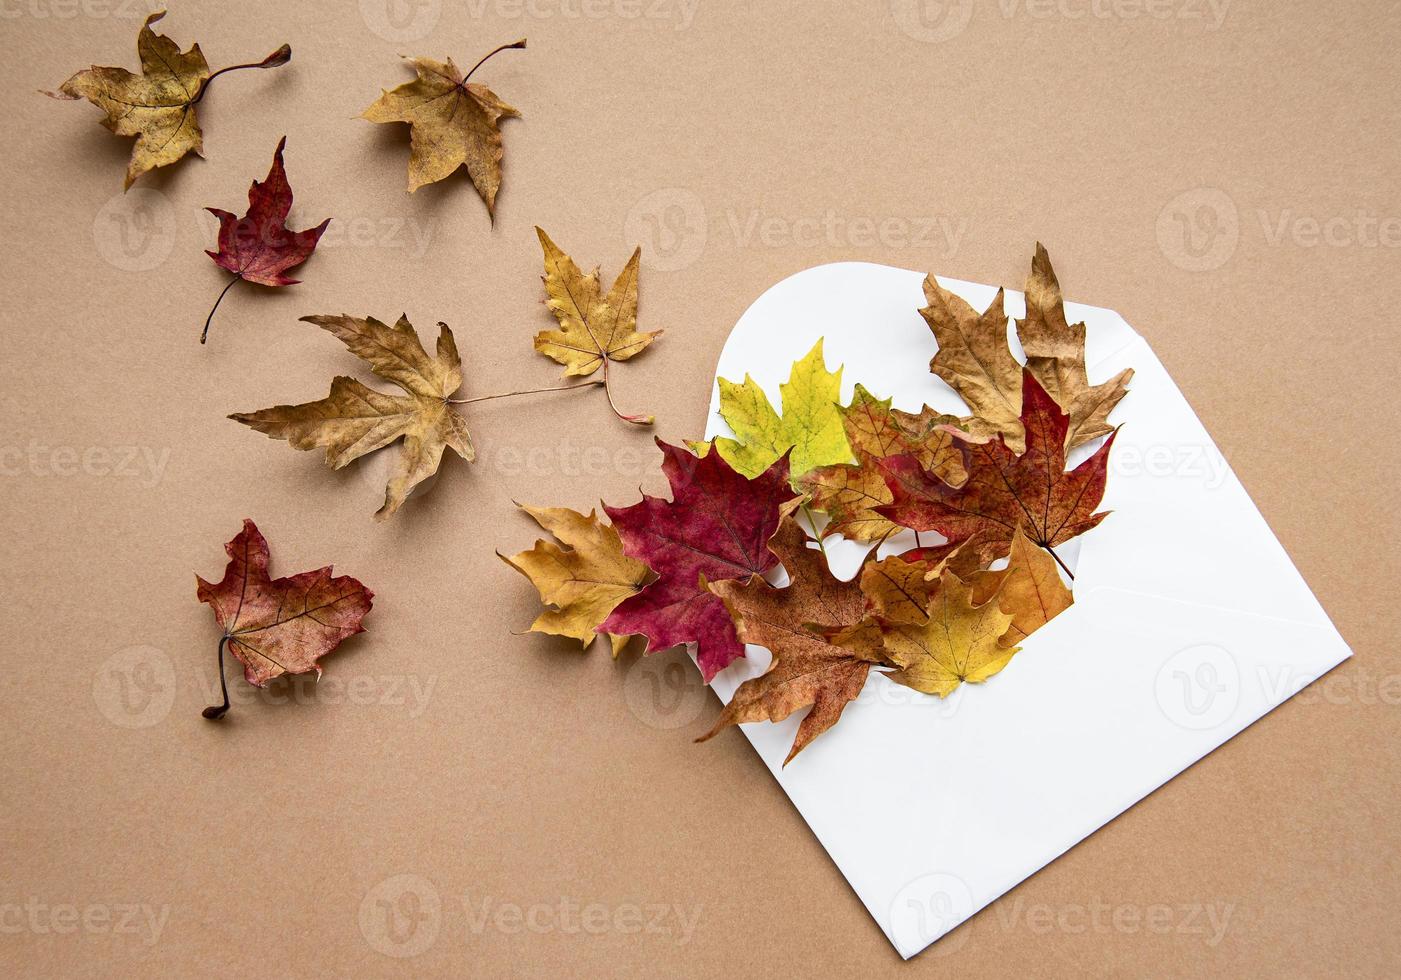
[{"left": 702, "top": 261, "right": 1352, "bottom": 959}]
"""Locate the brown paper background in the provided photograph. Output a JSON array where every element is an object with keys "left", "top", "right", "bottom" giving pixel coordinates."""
[{"left": 3, "top": 1, "right": 1398, "bottom": 975}]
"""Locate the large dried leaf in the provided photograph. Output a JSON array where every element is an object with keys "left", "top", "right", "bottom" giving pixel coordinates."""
[
  {"left": 713, "top": 340, "right": 850, "bottom": 481},
  {"left": 532, "top": 227, "right": 661, "bottom": 379},
  {"left": 499, "top": 504, "right": 650, "bottom": 656},
  {"left": 881, "top": 571, "right": 1017, "bottom": 697},
  {"left": 230, "top": 314, "right": 473, "bottom": 520},
  {"left": 971, "top": 526, "right": 1073, "bottom": 647},
  {"left": 878, "top": 370, "right": 1115, "bottom": 566},
  {"left": 702, "top": 517, "right": 884, "bottom": 764},
  {"left": 195, "top": 519, "right": 372, "bottom": 688},
  {"left": 921, "top": 279, "right": 1024, "bottom": 451},
  {"left": 1017, "top": 243, "right": 1134, "bottom": 450},
  {"left": 600, "top": 440, "right": 795, "bottom": 681},
  {"left": 362, "top": 45, "right": 523, "bottom": 215}
]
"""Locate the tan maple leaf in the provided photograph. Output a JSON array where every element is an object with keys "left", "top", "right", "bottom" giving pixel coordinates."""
[
  {"left": 971, "top": 527, "right": 1073, "bottom": 647},
  {"left": 230, "top": 314, "right": 472, "bottom": 520},
  {"left": 533, "top": 227, "right": 662, "bottom": 424},
  {"left": 47, "top": 11, "right": 290, "bottom": 189},
  {"left": 1018, "top": 243, "right": 1134, "bottom": 449},
  {"left": 701, "top": 516, "right": 884, "bottom": 764},
  {"left": 361, "top": 41, "right": 525, "bottom": 215},
  {"left": 921, "top": 279, "right": 1025, "bottom": 452},
  {"left": 498, "top": 504, "right": 651, "bottom": 656},
  {"left": 881, "top": 571, "right": 1019, "bottom": 697}
]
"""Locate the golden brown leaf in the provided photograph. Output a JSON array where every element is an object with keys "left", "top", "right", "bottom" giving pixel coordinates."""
[
  {"left": 971, "top": 527, "right": 1073, "bottom": 647},
  {"left": 881, "top": 571, "right": 1019, "bottom": 697},
  {"left": 921, "top": 279, "right": 1024, "bottom": 452},
  {"left": 361, "top": 42, "right": 525, "bottom": 215},
  {"left": 859, "top": 554, "right": 937, "bottom": 625},
  {"left": 47, "top": 12, "right": 289, "bottom": 189},
  {"left": 498, "top": 504, "right": 651, "bottom": 655},
  {"left": 230, "top": 314, "right": 472, "bottom": 520},
  {"left": 701, "top": 517, "right": 883, "bottom": 764},
  {"left": 1017, "top": 243, "right": 1134, "bottom": 450}
]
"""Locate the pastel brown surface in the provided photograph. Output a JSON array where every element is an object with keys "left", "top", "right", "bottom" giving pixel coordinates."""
[{"left": 5, "top": 3, "right": 1398, "bottom": 976}]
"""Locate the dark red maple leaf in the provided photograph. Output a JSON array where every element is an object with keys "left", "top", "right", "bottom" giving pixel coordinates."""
[
  {"left": 877, "top": 370, "right": 1116, "bottom": 578},
  {"left": 600, "top": 439, "right": 796, "bottom": 681},
  {"left": 196, "top": 519, "right": 372, "bottom": 719},
  {"left": 201, "top": 136, "right": 330, "bottom": 343}
]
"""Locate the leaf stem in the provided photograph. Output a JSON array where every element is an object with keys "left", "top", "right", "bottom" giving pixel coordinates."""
[
  {"left": 463, "top": 38, "right": 527, "bottom": 82},
  {"left": 1043, "top": 544, "right": 1075, "bottom": 581},
  {"left": 191, "top": 44, "right": 292, "bottom": 105},
  {"left": 800, "top": 504, "right": 828, "bottom": 558},
  {"left": 600, "top": 357, "right": 654, "bottom": 426},
  {"left": 201, "top": 275, "right": 241, "bottom": 344},
  {"left": 447, "top": 379, "right": 604, "bottom": 405},
  {"left": 203, "top": 636, "right": 231, "bottom": 720}
]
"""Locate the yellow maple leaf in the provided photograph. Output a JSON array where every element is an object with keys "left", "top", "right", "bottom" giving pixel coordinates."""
[
  {"left": 498, "top": 504, "right": 650, "bottom": 655},
  {"left": 230, "top": 314, "right": 472, "bottom": 520},
  {"left": 881, "top": 571, "right": 1019, "bottom": 697},
  {"left": 361, "top": 41, "right": 525, "bottom": 215}
]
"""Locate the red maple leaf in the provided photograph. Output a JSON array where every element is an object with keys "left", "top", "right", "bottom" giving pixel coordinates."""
[
  {"left": 601, "top": 439, "right": 796, "bottom": 681},
  {"left": 201, "top": 136, "right": 330, "bottom": 343},
  {"left": 877, "top": 370, "right": 1116, "bottom": 577},
  {"left": 196, "top": 519, "right": 372, "bottom": 719}
]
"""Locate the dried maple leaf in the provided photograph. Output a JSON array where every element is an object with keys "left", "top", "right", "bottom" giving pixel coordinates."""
[
  {"left": 201, "top": 136, "right": 329, "bottom": 343},
  {"left": 46, "top": 11, "right": 290, "bottom": 189},
  {"left": 196, "top": 519, "right": 372, "bottom": 719},
  {"left": 499, "top": 504, "right": 651, "bottom": 656},
  {"left": 362, "top": 40, "right": 525, "bottom": 216},
  {"left": 600, "top": 439, "right": 797, "bottom": 681},
  {"left": 712, "top": 340, "right": 851, "bottom": 481},
  {"left": 859, "top": 553, "right": 938, "bottom": 625},
  {"left": 881, "top": 570, "right": 1018, "bottom": 697},
  {"left": 971, "top": 527, "right": 1072, "bottom": 647},
  {"left": 796, "top": 383, "right": 966, "bottom": 541},
  {"left": 533, "top": 227, "right": 661, "bottom": 425},
  {"left": 1018, "top": 243, "right": 1134, "bottom": 450},
  {"left": 878, "top": 370, "right": 1115, "bottom": 577},
  {"left": 922, "top": 279, "right": 1025, "bottom": 451},
  {"left": 701, "top": 516, "right": 885, "bottom": 764},
  {"left": 230, "top": 314, "right": 473, "bottom": 520}
]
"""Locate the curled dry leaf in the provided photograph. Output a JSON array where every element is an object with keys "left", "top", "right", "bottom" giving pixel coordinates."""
[
  {"left": 878, "top": 371, "right": 1115, "bottom": 577},
  {"left": 499, "top": 504, "right": 651, "bottom": 656},
  {"left": 881, "top": 571, "right": 1018, "bottom": 697},
  {"left": 600, "top": 439, "right": 796, "bottom": 681},
  {"left": 702, "top": 516, "right": 885, "bottom": 765},
  {"left": 230, "top": 314, "right": 473, "bottom": 520},
  {"left": 46, "top": 11, "right": 290, "bottom": 188},
  {"left": 362, "top": 40, "right": 525, "bottom": 215},
  {"left": 712, "top": 340, "right": 850, "bottom": 481},
  {"left": 533, "top": 227, "right": 661, "bottom": 425},
  {"left": 196, "top": 519, "right": 372, "bottom": 719},
  {"left": 201, "top": 136, "right": 329, "bottom": 343},
  {"left": 797, "top": 382, "right": 966, "bottom": 542}
]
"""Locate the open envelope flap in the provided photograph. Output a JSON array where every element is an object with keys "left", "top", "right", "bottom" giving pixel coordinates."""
[{"left": 702, "top": 262, "right": 1353, "bottom": 959}]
